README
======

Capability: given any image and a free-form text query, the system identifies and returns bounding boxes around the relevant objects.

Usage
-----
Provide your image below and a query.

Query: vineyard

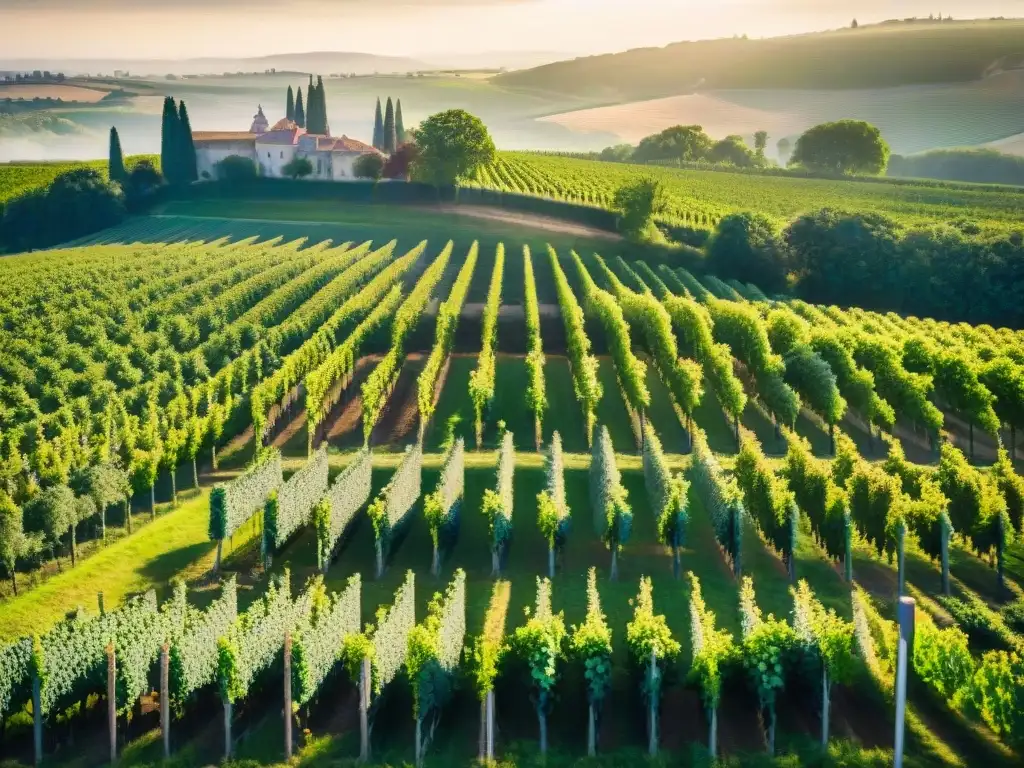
[466,152,1024,231]
[0,156,158,204]
[3,219,1024,768]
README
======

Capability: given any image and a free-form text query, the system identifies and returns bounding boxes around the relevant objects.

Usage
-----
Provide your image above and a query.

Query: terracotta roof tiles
[192,131,256,143]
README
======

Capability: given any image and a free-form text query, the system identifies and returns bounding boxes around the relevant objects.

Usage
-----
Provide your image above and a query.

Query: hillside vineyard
[3,231,1024,764]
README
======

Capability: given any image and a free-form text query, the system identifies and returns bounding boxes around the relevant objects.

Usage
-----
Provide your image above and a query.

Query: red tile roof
[318,135,378,154]
[256,128,302,145]
[271,118,297,131]
[192,131,256,143]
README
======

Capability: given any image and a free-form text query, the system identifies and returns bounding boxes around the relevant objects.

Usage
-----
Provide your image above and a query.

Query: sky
[0,0,1020,60]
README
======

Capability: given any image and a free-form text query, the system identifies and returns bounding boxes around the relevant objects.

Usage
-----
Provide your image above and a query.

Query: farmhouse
[192,105,381,180]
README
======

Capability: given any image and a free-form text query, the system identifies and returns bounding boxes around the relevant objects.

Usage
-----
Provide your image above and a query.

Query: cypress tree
[373,98,384,150]
[160,96,179,184]
[295,87,306,129]
[395,99,406,145]
[307,77,322,134]
[177,100,198,183]
[383,97,397,154]
[316,75,329,135]
[108,126,126,183]
[286,85,295,122]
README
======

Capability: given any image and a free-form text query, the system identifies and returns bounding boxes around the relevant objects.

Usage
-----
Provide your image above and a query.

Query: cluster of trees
[598,125,771,170]
[286,76,330,134]
[599,122,1024,185]
[372,96,406,154]
[705,207,1024,327]
[888,148,1024,186]
[599,121,890,177]
[0,167,127,252]
[160,96,197,185]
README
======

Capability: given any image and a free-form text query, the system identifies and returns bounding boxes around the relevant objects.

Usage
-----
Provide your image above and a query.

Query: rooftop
[192,131,256,143]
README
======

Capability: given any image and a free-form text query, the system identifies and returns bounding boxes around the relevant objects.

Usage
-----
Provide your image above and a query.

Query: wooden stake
[32,674,42,766]
[160,643,170,759]
[284,631,292,758]
[359,656,370,762]
[106,643,116,764]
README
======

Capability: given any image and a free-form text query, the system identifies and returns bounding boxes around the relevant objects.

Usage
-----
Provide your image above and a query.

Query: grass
[0,487,239,641]
[150,200,619,260]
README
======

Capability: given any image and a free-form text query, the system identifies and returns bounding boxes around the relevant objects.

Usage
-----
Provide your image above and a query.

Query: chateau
[192,105,381,181]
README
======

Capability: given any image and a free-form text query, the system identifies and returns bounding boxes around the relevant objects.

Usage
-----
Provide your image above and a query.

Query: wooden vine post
[283,631,293,759]
[358,655,371,762]
[223,691,232,760]
[32,672,42,765]
[485,687,496,761]
[940,516,951,596]
[160,643,170,758]
[648,648,658,756]
[106,642,116,764]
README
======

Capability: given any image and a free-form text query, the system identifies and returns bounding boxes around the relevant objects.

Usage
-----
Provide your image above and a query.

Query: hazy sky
[1,0,1020,59]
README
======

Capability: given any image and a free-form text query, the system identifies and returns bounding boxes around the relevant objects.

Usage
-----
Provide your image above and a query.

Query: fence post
[648,648,658,755]
[894,597,916,768]
[359,655,371,762]
[160,643,170,759]
[940,515,950,596]
[284,631,293,759]
[32,673,42,766]
[106,643,116,764]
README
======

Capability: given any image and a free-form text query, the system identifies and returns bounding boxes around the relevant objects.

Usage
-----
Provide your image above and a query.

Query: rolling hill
[495,19,1024,100]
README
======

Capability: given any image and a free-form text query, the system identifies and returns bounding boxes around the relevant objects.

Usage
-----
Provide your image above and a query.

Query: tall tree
[108,126,126,183]
[373,97,384,150]
[396,98,406,144]
[177,100,198,183]
[791,120,889,176]
[383,97,397,153]
[295,87,306,128]
[160,96,179,184]
[411,109,496,186]
[286,85,295,122]
[754,130,768,156]
[316,75,329,135]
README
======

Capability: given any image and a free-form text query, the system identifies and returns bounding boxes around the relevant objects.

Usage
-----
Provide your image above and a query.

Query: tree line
[701,205,1024,328]
[595,120,889,177]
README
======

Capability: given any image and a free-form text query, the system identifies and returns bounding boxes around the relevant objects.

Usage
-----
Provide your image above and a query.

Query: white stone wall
[255,142,298,178]
[331,153,362,180]
[195,143,255,179]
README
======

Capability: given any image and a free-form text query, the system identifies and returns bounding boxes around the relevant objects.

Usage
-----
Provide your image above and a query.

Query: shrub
[354,153,385,180]
[216,154,258,182]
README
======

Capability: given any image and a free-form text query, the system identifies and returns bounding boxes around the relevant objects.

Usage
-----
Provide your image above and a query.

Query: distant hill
[495,19,1024,100]
[0,51,432,77]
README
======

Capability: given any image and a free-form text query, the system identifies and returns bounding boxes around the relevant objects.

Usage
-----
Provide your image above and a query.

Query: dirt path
[418,204,622,241]
[323,356,381,450]
[372,355,427,448]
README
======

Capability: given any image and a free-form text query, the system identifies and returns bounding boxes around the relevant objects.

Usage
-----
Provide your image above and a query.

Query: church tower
[250,105,269,134]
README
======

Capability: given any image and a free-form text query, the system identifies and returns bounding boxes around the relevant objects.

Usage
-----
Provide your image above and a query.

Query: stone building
[193,105,381,180]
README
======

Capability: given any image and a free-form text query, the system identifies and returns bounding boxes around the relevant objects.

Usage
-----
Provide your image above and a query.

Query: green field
[0,155,158,203]
[2,210,1023,768]
[472,152,1024,229]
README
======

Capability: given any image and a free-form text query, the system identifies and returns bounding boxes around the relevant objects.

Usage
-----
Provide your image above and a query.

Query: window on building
[280,151,284,159]
[267,151,270,158]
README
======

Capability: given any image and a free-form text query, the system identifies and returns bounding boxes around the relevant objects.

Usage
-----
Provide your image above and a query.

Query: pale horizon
[1,0,1021,62]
